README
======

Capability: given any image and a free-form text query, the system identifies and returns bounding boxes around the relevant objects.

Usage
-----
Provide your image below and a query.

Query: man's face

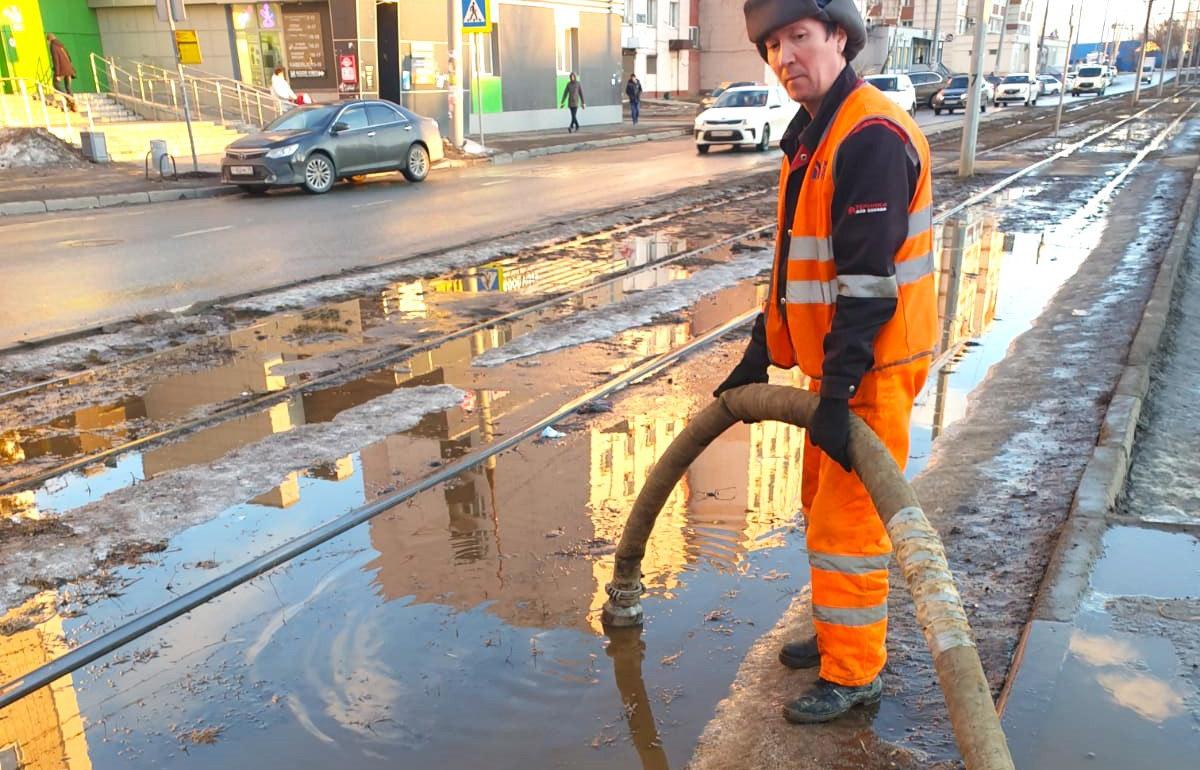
[764,18,847,105]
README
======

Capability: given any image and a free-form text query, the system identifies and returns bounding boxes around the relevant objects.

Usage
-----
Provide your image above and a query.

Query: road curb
[0,184,237,217]
[1028,160,1200,627]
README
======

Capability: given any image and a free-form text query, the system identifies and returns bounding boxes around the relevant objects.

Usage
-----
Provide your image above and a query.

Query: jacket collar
[780,64,861,167]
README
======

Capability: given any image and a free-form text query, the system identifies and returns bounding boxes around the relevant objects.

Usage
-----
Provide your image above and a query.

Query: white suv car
[694,85,799,154]
[995,73,1040,106]
[1071,65,1110,97]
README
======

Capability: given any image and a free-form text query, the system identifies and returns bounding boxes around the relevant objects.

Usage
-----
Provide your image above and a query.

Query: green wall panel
[37,0,103,92]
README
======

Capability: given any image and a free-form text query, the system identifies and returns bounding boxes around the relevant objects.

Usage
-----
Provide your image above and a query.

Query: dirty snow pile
[0,128,85,170]
[0,385,466,616]
[473,249,772,366]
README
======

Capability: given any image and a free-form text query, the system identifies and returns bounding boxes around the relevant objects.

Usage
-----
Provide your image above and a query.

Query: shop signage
[339,54,357,85]
[283,12,326,79]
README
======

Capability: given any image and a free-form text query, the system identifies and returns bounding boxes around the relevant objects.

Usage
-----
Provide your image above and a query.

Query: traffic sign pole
[165,4,199,173]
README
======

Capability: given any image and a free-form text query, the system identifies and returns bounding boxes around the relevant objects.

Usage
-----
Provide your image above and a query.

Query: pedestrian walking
[716,0,935,724]
[271,67,297,112]
[560,72,585,133]
[626,74,643,125]
[47,34,76,95]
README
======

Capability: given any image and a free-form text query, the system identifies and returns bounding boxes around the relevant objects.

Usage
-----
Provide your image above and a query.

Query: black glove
[713,314,770,398]
[809,397,852,472]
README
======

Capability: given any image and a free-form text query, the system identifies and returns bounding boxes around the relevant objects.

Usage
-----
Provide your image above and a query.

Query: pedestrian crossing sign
[462,0,491,33]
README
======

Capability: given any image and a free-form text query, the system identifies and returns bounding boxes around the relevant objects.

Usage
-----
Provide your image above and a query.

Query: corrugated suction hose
[601,383,1014,770]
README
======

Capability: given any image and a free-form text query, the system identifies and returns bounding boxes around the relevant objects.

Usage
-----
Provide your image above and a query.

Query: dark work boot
[778,637,820,669]
[782,677,883,724]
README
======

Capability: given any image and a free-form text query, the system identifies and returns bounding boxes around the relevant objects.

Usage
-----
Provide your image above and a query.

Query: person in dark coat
[560,72,585,133]
[47,34,77,94]
[625,74,643,125]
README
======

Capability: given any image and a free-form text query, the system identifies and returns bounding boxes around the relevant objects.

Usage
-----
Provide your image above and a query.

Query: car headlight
[266,143,300,159]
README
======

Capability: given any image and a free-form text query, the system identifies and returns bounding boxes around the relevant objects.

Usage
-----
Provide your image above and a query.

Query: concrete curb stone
[97,192,151,207]
[44,195,100,212]
[0,200,48,216]
[1030,160,1200,625]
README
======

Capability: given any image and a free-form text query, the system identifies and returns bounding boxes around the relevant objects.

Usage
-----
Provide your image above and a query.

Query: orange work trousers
[800,361,928,687]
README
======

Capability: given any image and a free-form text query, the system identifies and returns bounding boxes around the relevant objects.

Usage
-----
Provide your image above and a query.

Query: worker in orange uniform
[714,0,937,724]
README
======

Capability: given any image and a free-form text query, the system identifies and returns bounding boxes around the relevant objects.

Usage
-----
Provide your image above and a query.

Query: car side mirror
[770,103,781,109]
[331,121,349,134]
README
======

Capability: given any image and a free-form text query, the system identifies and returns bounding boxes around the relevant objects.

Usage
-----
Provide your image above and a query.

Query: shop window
[231,3,287,88]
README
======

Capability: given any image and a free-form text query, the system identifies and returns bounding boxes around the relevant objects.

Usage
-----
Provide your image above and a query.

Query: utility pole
[164,1,198,174]
[1176,0,1194,89]
[1132,0,1156,105]
[1036,0,1051,74]
[960,0,989,177]
[450,0,464,147]
[1098,0,1113,63]
[994,0,1007,74]
[932,0,945,64]
[1055,4,1078,137]
[1159,0,1177,96]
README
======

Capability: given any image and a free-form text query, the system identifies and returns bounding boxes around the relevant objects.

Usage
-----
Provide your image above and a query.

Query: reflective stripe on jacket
[765,84,937,381]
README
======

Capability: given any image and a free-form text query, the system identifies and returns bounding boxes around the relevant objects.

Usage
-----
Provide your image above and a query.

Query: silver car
[222,100,445,195]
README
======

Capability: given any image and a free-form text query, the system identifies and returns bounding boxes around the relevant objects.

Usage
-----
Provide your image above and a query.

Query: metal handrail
[90,53,285,128]
[0,76,76,136]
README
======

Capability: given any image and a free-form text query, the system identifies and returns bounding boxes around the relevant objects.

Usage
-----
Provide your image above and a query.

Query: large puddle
[0,129,1189,768]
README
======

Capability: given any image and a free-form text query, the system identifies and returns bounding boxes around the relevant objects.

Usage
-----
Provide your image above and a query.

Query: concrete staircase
[74,93,143,124]
[89,120,246,163]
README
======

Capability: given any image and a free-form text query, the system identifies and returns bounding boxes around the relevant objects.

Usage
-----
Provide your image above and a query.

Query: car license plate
[230,165,254,176]
[708,131,734,139]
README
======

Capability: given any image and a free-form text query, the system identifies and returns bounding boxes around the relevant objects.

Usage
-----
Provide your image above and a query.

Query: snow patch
[473,250,772,367]
[0,128,85,169]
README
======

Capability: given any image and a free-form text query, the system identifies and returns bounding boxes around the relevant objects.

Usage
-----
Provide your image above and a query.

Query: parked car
[932,74,990,115]
[995,73,1040,106]
[908,69,952,108]
[221,100,444,194]
[1141,60,1156,85]
[1071,65,1110,97]
[1037,74,1063,96]
[694,85,799,153]
[863,73,917,115]
[701,81,756,109]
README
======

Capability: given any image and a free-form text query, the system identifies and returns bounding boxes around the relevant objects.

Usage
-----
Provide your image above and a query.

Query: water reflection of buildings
[0,595,92,770]
[927,211,1007,440]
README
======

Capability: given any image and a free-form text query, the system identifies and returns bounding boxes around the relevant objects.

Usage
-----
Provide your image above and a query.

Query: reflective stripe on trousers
[801,361,928,687]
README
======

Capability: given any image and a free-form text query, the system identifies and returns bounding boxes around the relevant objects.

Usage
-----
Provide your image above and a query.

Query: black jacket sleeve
[820,122,920,399]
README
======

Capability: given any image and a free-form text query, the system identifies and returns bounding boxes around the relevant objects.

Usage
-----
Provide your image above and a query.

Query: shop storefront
[230,2,335,94]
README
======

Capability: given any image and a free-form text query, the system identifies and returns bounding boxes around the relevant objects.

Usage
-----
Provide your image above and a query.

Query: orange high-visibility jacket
[764,84,937,383]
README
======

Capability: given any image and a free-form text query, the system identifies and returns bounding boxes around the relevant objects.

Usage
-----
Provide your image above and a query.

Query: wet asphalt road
[0,139,782,348]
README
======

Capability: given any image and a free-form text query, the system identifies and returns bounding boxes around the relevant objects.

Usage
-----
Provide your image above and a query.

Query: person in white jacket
[271,67,296,111]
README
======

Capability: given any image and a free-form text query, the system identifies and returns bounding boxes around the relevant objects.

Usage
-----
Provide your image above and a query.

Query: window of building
[669,0,679,28]
[647,0,658,26]
[557,27,578,73]
[646,54,658,75]
[231,3,287,88]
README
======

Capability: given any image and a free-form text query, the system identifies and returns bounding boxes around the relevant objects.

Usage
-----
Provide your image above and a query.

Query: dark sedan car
[222,100,445,194]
